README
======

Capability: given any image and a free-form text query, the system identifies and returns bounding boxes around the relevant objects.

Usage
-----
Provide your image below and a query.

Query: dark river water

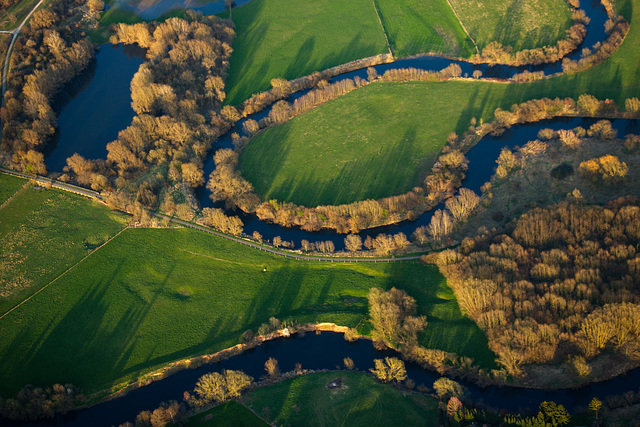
[44,44,146,172]
[7,332,640,426]
[26,3,640,424]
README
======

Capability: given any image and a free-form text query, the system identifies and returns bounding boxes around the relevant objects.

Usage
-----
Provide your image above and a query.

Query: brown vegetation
[368,287,426,348]
[438,200,640,376]
[1,1,95,174]
[0,384,78,421]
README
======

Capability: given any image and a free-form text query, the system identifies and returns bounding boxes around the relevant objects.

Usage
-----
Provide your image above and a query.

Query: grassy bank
[374,0,476,58]
[447,0,573,51]
[0,225,493,395]
[223,0,389,105]
[0,173,25,204]
[0,175,128,314]
[242,371,438,426]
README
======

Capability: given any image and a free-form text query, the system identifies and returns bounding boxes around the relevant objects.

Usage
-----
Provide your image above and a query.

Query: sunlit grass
[243,371,438,426]
[447,0,572,51]
[0,226,493,395]
[0,177,128,314]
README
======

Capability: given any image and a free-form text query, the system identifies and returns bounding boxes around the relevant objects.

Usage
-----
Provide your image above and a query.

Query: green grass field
[243,371,438,426]
[447,0,573,51]
[0,224,493,395]
[182,401,268,427]
[0,175,129,314]
[0,173,26,205]
[239,0,640,207]
[223,0,389,105]
[374,0,476,58]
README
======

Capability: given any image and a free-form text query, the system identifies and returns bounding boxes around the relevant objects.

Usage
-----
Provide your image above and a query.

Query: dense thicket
[438,201,640,375]
[0,384,78,421]
[0,1,94,174]
[61,15,234,210]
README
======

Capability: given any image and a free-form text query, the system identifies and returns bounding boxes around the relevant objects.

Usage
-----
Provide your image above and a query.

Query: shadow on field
[381,261,497,370]
[271,126,420,207]
[285,37,316,79]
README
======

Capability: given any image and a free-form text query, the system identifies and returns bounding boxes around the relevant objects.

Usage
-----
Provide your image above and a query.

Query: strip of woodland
[59,15,235,218]
[437,199,640,377]
[0,0,96,174]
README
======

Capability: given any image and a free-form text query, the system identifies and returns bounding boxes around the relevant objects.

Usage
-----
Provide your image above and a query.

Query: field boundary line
[0,180,30,211]
[0,223,130,320]
[370,0,392,55]
[443,0,479,54]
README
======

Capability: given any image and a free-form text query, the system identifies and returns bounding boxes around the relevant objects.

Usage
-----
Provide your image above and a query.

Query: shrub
[579,155,628,184]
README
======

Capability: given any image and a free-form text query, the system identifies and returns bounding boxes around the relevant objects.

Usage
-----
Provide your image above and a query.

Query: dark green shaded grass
[448,0,572,51]
[0,227,492,394]
[224,0,389,105]
[0,0,39,30]
[243,371,438,427]
[182,401,268,427]
[0,185,128,314]
[375,0,476,58]
[0,174,26,205]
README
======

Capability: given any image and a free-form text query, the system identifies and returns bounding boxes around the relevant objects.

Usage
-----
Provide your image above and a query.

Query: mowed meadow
[373,0,476,57]
[447,0,573,51]
[0,220,493,395]
[223,0,389,105]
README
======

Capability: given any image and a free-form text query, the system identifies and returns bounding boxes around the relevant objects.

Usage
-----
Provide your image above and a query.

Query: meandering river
[25,3,640,423]
[12,332,640,426]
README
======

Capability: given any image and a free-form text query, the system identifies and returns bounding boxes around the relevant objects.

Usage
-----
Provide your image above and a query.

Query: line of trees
[471,23,586,66]
[1,0,95,174]
[438,200,640,376]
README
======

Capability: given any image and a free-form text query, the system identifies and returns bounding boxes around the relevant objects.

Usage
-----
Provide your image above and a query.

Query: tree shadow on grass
[380,261,498,370]
[264,126,420,207]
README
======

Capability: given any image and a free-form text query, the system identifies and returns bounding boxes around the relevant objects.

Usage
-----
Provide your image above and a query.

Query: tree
[368,287,426,347]
[539,401,570,426]
[87,0,104,12]
[343,357,355,370]
[577,94,600,115]
[264,357,280,378]
[181,162,204,187]
[344,234,362,253]
[370,357,406,383]
[589,397,602,422]
[433,378,466,400]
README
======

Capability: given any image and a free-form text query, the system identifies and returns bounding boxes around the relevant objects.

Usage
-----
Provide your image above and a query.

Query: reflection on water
[45,44,146,172]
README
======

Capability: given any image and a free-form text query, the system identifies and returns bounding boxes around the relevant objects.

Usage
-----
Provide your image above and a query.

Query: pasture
[243,371,438,426]
[0,225,493,395]
[0,174,128,314]
[447,0,573,51]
